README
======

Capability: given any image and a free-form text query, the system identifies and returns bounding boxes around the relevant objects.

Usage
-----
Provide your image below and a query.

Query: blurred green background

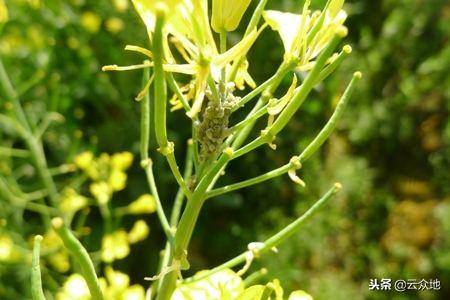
[0,0,449,299]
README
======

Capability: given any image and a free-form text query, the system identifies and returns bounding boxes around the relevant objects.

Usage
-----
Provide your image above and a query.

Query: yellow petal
[263,10,302,53]
[211,0,252,32]
[213,28,260,68]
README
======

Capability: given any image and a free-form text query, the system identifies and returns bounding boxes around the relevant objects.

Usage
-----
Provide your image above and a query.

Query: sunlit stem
[153,11,169,149]
[220,31,227,94]
[205,164,291,199]
[139,68,174,243]
[31,235,45,300]
[316,45,352,83]
[243,268,268,287]
[170,140,194,227]
[153,9,192,200]
[299,71,362,161]
[52,218,103,300]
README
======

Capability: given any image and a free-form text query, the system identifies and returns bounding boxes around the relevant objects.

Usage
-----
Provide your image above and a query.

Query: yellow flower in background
[173,268,244,299]
[0,0,8,24]
[108,169,127,191]
[28,0,40,9]
[49,251,71,273]
[106,17,125,33]
[211,0,252,33]
[288,290,314,300]
[110,151,133,171]
[105,266,130,290]
[60,188,88,215]
[99,267,146,299]
[41,231,71,272]
[0,234,13,261]
[128,220,150,243]
[90,181,111,204]
[74,151,94,170]
[113,0,129,12]
[122,285,146,299]
[128,194,156,214]
[56,274,90,300]
[101,230,130,262]
[80,11,102,34]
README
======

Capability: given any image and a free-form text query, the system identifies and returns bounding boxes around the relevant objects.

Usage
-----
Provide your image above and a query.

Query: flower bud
[212,0,252,33]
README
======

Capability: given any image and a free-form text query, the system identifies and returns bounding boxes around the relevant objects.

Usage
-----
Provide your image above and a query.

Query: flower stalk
[52,218,103,300]
[102,0,359,298]
[31,235,45,300]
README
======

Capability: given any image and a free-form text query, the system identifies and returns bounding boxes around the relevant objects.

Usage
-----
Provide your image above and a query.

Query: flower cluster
[57,269,145,300]
[75,151,133,204]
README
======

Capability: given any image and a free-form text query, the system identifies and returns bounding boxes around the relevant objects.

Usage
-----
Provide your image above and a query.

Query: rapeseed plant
[0,0,361,299]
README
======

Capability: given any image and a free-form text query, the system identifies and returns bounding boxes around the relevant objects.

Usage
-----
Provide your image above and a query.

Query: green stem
[184,183,341,283]
[243,268,268,287]
[316,45,352,83]
[152,12,168,148]
[299,71,361,162]
[0,57,61,224]
[52,218,103,300]
[268,34,343,136]
[205,164,291,199]
[139,66,174,242]
[220,31,227,94]
[167,73,191,112]
[31,236,46,300]
[234,61,294,109]
[170,140,194,226]
[206,72,360,199]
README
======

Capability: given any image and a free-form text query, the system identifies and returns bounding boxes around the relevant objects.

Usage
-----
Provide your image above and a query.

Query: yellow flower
[0,0,9,24]
[128,220,150,243]
[108,0,263,118]
[57,274,90,300]
[106,17,125,33]
[49,251,71,273]
[288,290,314,300]
[105,266,130,290]
[113,0,129,12]
[99,267,146,299]
[74,151,94,170]
[60,188,88,215]
[131,0,184,32]
[173,269,244,299]
[211,0,252,33]
[110,151,133,171]
[101,230,130,262]
[108,170,127,191]
[90,181,111,204]
[0,234,13,261]
[41,231,71,272]
[80,11,102,34]
[128,194,156,214]
[123,285,146,299]
[263,0,347,64]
